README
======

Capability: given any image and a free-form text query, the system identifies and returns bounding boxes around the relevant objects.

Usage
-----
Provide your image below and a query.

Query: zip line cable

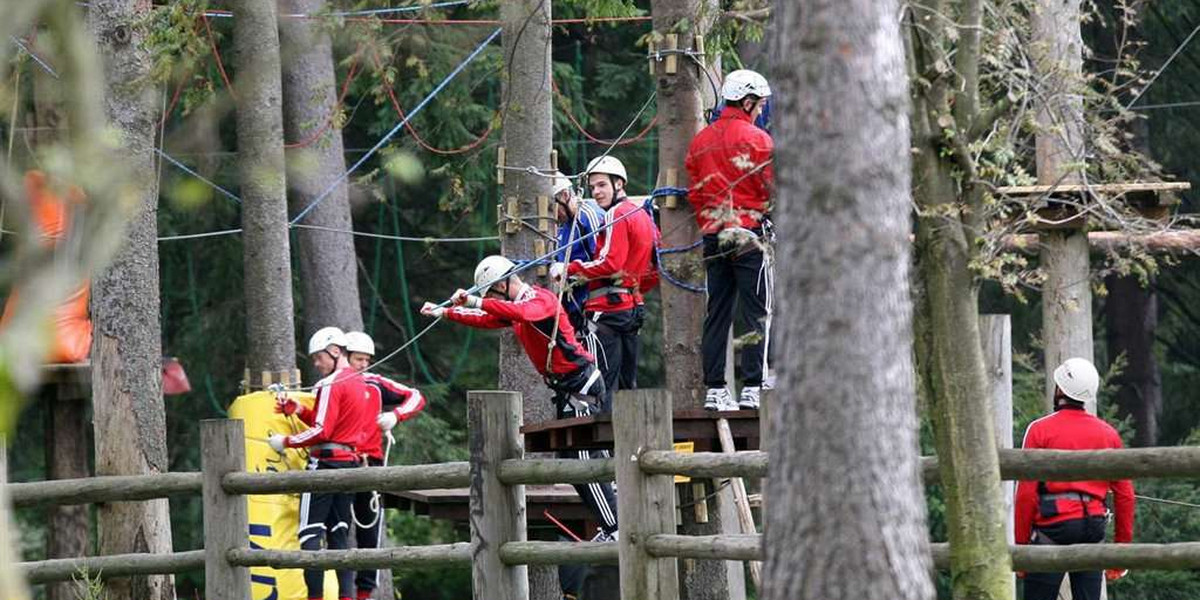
[9,37,58,79]
[1126,19,1200,110]
[290,27,501,226]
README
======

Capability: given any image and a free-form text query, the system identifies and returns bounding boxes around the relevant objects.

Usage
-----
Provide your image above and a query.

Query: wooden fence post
[201,419,250,600]
[469,391,529,600]
[615,389,680,600]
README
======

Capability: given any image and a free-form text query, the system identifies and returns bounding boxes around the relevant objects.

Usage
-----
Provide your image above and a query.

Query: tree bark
[499,3,556,598]
[87,2,175,599]
[1034,0,1093,409]
[764,1,933,599]
[233,0,297,377]
[650,0,716,411]
[1105,274,1160,446]
[278,0,364,338]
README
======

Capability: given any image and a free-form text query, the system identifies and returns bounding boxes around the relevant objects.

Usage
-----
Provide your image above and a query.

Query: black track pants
[1023,516,1106,600]
[549,367,619,535]
[701,234,769,388]
[299,459,359,600]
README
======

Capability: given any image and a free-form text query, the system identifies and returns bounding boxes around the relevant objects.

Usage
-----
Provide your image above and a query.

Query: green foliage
[70,567,108,600]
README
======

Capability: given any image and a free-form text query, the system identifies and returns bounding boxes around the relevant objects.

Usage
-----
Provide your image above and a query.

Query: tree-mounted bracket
[996,181,1191,231]
[662,168,681,209]
[242,368,302,394]
[647,33,706,77]
[496,146,506,185]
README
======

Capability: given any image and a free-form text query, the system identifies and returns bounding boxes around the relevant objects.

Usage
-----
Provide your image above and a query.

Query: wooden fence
[12,389,1200,599]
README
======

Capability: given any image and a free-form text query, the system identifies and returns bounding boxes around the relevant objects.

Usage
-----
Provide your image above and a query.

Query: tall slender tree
[279,0,364,339]
[233,0,296,381]
[499,2,557,598]
[87,1,175,599]
[764,1,933,598]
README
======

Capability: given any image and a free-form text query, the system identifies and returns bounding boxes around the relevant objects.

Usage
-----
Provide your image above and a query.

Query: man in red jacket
[422,255,619,539]
[553,155,656,409]
[685,69,775,412]
[270,327,372,600]
[1015,357,1135,600]
[344,331,426,600]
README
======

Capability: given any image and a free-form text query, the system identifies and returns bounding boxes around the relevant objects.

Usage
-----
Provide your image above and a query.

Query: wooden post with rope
[201,419,251,600]
[468,391,529,600]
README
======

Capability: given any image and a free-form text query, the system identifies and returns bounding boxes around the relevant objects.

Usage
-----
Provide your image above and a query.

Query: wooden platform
[995,181,1191,230]
[521,409,761,453]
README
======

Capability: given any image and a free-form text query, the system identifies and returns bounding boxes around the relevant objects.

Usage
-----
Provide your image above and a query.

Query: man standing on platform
[685,69,775,412]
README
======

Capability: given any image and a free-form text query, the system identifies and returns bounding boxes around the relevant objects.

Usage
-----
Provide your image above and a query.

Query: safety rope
[352,431,394,530]
[284,54,362,149]
[551,79,657,147]
[201,14,236,100]
[290,27,501,225]
[646,187,707,293]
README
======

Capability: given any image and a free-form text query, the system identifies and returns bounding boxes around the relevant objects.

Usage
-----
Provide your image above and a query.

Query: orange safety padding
[0,171,93,363]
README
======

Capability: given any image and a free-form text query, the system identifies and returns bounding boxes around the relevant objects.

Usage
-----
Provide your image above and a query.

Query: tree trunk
[648,2,744,598]
[1034,0,1093,409]
[500,3,556,598]
[764,1,933,599]
[278,0,364,338]
[233,0,297,378]
[1105,274,1160,446]
[650,0,716,411]
[87,2,175,599]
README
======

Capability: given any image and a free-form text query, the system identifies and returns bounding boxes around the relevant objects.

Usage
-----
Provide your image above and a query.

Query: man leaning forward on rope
[341,331,426,600]
[685,69,775,412]
[271,327,373,600]
[421,255,619,540]
[1015,358,1135,600]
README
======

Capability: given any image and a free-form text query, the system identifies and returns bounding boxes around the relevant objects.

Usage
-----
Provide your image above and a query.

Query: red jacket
[358,373,424,460]
[1015,405,1135,544]
[685,109,774,234]
[566,197,657,313]
[444,284,593,376]
[287,366,372,462]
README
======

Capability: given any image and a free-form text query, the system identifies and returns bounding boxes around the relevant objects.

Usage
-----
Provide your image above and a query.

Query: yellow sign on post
[229,390,341,600]
[673,441,695,483]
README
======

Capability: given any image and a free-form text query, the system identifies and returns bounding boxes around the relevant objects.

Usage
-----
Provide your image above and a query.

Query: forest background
[5,0,1200,598]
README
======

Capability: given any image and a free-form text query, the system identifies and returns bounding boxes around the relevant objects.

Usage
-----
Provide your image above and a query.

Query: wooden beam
[1003,230,1200,254]
[20,551,206,585]
[614,389,680,600]
[645,534,761,561]
[497,457,615,485]
[996,182,1190,196]
[468,391,528,600]
[226,544,472,570]
[222,462,469,495]
[201,419,251,600]
[10,472,202,508]
[921,447,1200,482]
[640,451,768,479]
[499,541,619,566]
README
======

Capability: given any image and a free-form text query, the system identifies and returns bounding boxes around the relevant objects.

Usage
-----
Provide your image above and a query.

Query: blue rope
[154,148,243,205]
[650,186,689,198]
[660,238,702,255]
[290,27,501,226]
[656,246,705,294]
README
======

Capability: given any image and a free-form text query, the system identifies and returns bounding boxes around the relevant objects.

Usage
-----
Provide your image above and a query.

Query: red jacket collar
[720,107,756,124]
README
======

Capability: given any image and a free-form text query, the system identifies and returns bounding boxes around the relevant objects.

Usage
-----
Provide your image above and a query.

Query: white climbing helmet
[585,155,627,184]
[344,331,375,356]
[1053,357,1100,404]
[474,255,516,294]
[721,69,771,101]
[308,326,347,356]
[552,172,575,199]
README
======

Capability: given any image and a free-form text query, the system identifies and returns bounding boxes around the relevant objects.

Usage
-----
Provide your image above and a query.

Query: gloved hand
[267,433,287,453]
[420,302,446,318]
[275,396,300,416]
[1106,569,1128,581]
[377,411,398,431]
[452,289,482,309]
[548,262,566,283]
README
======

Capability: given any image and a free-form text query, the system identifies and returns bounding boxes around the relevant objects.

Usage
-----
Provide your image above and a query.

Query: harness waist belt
[1041,492,1095,503]
[313,442,356,453]
[587,285,635,301]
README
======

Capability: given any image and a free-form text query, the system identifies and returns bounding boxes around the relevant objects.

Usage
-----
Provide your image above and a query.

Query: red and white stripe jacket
[566,197,657,313]
[287,366,372,462]
[444,284,593,376]
[360,373,425,460]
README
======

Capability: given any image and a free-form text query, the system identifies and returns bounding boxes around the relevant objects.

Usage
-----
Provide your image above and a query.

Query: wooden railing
[12,388,1200,598]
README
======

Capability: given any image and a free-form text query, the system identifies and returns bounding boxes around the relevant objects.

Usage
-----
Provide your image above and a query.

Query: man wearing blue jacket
[552,171,605,334]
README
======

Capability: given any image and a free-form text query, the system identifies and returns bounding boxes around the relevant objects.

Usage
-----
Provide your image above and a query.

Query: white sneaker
[705,388,733,411]
[739,386,760,410]
[592,529,618,542]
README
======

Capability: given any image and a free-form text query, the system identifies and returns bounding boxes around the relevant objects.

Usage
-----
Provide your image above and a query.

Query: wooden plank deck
[520,409,761,453]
